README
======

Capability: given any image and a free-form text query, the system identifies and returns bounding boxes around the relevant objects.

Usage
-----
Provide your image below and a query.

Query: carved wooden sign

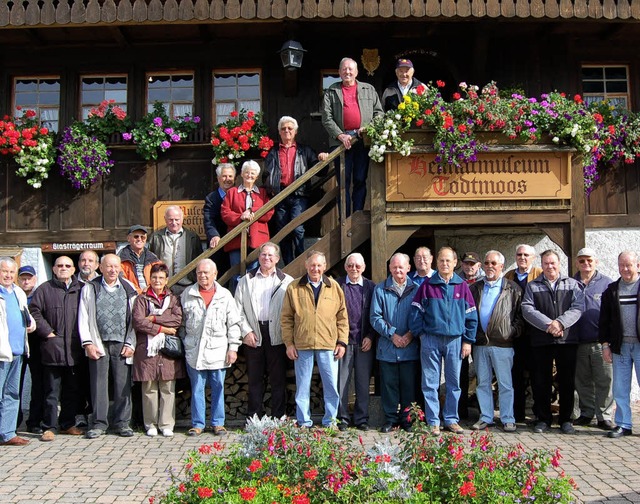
[153,200,206,239]
[386,151,572,201]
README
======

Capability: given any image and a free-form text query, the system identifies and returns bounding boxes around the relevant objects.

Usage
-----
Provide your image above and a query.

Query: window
[213,71,261,124]
[13,77,61,132]
[581,65,630,109]
[146,72,194,118]
[80,75,128,119]
[321,70,341,92]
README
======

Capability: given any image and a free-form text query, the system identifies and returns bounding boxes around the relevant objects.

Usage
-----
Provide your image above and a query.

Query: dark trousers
[88,341,132,431]
[335,140,369,217]
[530,344,578,426]
[42,365,82,431]
[273,196,309,265]
[337,343,374,425]
[512,334,532,421]
[379,360,418,426]
[244,323,287,418]
[19,333,44,430]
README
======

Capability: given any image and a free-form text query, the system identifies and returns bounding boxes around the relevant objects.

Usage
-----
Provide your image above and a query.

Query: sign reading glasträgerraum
[153,200,206,240]
[386,151,571,201]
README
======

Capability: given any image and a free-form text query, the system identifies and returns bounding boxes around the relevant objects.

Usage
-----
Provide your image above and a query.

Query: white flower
[394,114,401,121]
[459,82,467,89]
[229,153,234,159]
[552,136,560,143]
[570,124,579,137]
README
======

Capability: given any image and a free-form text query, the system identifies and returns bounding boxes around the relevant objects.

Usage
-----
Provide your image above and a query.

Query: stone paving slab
[2,408,639,503]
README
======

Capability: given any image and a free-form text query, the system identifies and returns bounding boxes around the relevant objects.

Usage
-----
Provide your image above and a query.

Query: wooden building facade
[1,0,640,254]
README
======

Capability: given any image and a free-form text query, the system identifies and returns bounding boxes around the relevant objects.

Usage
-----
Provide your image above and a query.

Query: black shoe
[117,427,134,437]
[533,422,550,433]
[573,416,593,426]
[27,426,43,435]
[356,423,369,432]
[337,422,348,432]
[597,420,614,431]
[608,426,633,438]
[379,423,394,433]
[560,422,576,435]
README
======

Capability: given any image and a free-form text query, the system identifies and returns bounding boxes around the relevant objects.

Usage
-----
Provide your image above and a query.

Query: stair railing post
[240,229,248,276]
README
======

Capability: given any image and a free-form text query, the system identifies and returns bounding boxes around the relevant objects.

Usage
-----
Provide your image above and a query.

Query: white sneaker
[161,429,174,437]
[146,427,158,437]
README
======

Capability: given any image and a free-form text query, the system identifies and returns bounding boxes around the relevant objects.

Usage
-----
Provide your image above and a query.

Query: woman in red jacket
[221,160,275,268]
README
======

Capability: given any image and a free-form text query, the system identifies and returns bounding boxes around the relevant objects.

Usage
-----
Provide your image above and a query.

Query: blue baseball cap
[18,265,36,276]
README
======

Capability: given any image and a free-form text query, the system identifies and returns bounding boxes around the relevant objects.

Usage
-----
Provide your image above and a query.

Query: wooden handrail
[167,139,357,287]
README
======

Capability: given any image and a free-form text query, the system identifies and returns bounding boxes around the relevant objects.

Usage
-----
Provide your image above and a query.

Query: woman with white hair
[221,160,274,268]
[262,116,328,265]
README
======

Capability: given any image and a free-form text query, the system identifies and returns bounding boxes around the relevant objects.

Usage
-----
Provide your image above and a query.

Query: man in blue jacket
[571,248,614,430]
[410,247,478,436]
[371,253,419,432]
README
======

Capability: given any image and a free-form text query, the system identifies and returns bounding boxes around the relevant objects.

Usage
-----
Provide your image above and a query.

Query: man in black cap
[17,265,42,433]
[456,251,484,419]
[119,225,160,294]
[381,59,424,112]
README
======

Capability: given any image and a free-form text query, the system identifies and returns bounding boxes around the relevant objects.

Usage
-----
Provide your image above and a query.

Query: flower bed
[366,81,640,194]
[153,412,576,503]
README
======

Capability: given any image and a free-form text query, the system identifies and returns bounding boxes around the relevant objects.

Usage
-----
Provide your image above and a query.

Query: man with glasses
[119,225,160,294]
[235,242,293,420]
[470,251,523,433]
[522,250,584,434]
[409,247,433,287]
[336,253,376,431]
[505,244,542,422]
[262,116,328,265]
[571,248,614,430]
[29,256,85,442]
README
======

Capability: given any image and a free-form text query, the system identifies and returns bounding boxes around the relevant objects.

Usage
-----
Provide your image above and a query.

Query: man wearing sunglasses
[470,251,524,433]
[571,248,614,431]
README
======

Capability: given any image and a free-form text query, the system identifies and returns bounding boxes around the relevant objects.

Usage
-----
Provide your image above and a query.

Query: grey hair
[278,116,298,131]
[345,252,365,266]
[216,163,236,177]
[484,250,505,265]
[389,252,411,266]
[618,250,639,263]
[0,256,17,269]
[196,258,217,272]
[241,160,261,176]
[515,244,536,256]
[164,205,184,218]
[339,57,358,71]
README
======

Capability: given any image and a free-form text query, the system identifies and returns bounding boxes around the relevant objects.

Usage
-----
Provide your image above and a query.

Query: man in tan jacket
[281,250,349,428]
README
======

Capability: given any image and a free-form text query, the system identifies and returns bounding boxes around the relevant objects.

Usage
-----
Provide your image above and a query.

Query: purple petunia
[153,117,163,127]
[122,132,132,141]
[160,140,171,150]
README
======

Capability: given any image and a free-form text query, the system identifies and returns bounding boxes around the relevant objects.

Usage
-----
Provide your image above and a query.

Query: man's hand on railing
[318,152,329,162]
[337,133,353,149]
[209,236,220,248]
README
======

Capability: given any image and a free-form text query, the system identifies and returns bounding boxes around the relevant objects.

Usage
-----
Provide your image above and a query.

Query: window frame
[145,70,195,119]
[581,64,631,110]
[212,68,262,124]
[12,75,61,132]
[79,73,129,120]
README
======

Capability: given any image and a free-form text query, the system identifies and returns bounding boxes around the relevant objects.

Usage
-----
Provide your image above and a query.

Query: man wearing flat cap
[456,251,484,418]
[571,247,614,430]
[381,59,424,112]
[119,225,161,295]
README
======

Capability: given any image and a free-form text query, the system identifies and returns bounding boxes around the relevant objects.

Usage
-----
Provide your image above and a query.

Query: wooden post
[570,153,586,276]
[369,158,387,283]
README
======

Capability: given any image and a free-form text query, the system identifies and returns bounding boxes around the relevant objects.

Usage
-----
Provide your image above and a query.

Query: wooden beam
[369,160,388,283]
[386,210,571,226]
[108,26,130,47]
[570,154,586,275]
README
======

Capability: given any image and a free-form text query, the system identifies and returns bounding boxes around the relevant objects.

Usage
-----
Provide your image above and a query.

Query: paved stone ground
[1,405,639,504]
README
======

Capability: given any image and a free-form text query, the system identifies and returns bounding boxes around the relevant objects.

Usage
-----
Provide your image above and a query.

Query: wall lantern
[278,40,306,70]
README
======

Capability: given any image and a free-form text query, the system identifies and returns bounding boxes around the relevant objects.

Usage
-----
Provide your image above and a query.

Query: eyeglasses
[346,264,363,269]
[484,261,500,266]
[516,253,530,257]
[55,264,73,268]
[578,258,594,264]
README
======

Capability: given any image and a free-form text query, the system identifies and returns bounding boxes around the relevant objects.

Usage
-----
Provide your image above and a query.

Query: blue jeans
[420,334,462,426]
[186,364,226,428]
[611,342,640,430]
[0,356,22,442]
[335,140,369,217]
[294,349,339,427]
[473,346,515,424]
[273,195,308,265]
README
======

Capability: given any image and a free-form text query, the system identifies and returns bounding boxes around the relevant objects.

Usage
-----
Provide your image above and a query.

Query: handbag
[160,334,184,359]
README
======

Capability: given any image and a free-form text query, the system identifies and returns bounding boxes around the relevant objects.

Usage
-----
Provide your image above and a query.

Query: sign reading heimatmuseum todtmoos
[386,151,571,201]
